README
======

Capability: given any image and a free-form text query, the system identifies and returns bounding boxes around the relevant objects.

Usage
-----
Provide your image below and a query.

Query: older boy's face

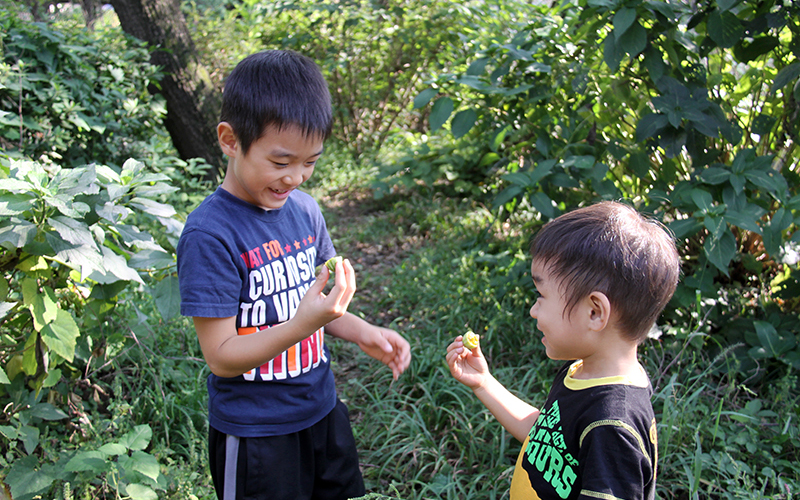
[529,259,589,360]
[221,125,324,210]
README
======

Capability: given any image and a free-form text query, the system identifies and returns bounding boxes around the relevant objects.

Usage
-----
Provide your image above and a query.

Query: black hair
[530,201,681,343]
[220,50,332,156]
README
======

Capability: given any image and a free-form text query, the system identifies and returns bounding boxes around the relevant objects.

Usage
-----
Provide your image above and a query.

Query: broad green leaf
[65,450,110,472]
[618,22,647,56]
[603,32,623,71]
[99,443,129,456]
[734,36,780,63]
[429,97,454,131]
[0,219,37,248]
[23,279,61,332]
[0,178,36,193]
[18,424,40,455]
[0,425,17,439]
[493,186,522,208]
[636,113,669,141]
[125,483,159,500]
[40,308,80,361]
[724,209,764,234]
[0,366,9,384]
[466,57,489,76]
[690,189,714,212]
[0,193,35,216]
[529,191,557,219]
[128,450,162,482]
[99,246,143,284]
[413,88,438,109]
[613,8,637,37]
[119,424,153,451]
[50,165,98,197]
[491,125,511,152]
[130,197,177,218]
[6,455,55,498]
[48,215,97,249]
[128,248,173,270]
[700,166,730,185]
[707,10,744,49]
[753,321,793,357]
[451,109,477,139]
[97,202,132,223]
[704,228,737,275]
[668,218,703,240]
[28,402,68,421]
[152,276,180,321]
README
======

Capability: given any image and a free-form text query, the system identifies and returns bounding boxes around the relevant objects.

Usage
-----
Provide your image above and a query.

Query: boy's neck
[571,341,648,387]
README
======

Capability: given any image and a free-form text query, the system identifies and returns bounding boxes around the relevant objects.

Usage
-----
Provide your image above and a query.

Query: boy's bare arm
[194,259,357,378]
[446,338,540,442]
[325,313,412,380]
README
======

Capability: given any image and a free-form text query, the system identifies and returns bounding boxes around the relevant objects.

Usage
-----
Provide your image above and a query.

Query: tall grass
[111,166,797,499]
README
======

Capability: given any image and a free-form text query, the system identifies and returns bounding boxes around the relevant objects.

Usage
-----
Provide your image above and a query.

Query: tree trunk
[108,0,224,178]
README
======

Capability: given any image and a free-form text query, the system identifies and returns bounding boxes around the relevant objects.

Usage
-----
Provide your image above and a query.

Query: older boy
[446,201,680,499]
[177,50,411,500]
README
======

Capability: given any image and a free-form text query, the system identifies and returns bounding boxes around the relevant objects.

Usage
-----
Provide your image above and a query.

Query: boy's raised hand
[446,335,490,390]
[294,258,356,332]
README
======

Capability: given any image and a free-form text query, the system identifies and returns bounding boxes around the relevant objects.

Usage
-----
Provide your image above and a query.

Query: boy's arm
[325,313,412,380]
[194,261,356,378]
[446,337,540,442]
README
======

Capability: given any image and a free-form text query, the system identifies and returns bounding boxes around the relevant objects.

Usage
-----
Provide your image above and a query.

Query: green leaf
[617,22,647,56]
[529,191,557,219]
[129,198,177,218]
[707,10,744,49]
[636,113,669,141]
[0,366,10,384]
[451,109,477,139]
[152,276,180,321]
[0,193,36,216]
[6,455,55,499]
[99,443,129,456]
[28,402,68,421]
[603,32,623,71]
[40,308,80,362]
[429,97,454,132]
[669,218,703,239]
[48,215,97,249]
[770,62,800,93]
[128,450,162,482]
[125,483,159,500]
[18,425,40,455]
[704,228,737,275]
[65,450,110,472]
[119,424,152,451]
[413,88,438,109]
[700,166,730,185]
[613,7,637,36]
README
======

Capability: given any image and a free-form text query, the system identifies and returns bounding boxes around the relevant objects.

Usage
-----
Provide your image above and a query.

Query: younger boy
[177,50,411,500]
[446,201,680,500]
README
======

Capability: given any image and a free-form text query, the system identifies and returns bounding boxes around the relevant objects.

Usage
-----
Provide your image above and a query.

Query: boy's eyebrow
[269,147,324,158]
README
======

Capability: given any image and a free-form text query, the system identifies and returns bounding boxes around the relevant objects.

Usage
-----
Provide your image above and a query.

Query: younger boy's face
[529,259,588,360]
[219,124,324,210]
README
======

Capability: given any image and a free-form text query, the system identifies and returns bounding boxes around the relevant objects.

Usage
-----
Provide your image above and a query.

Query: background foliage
[0,0,798,499]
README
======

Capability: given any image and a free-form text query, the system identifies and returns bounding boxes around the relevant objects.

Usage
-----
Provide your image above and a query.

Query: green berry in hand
[316,256,343,276]
[463,330,480,350]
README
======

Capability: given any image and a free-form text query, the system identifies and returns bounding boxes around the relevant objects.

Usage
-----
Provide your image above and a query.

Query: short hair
[220,50,332,156]
[530,201,680,343]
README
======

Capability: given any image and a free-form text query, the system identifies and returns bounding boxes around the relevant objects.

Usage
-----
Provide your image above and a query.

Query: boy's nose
[529,303,537,318]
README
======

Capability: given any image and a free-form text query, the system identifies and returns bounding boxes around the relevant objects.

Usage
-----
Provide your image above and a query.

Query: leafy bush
[0,156,183,499]
[0,13,167,169]
[389,0,800,377]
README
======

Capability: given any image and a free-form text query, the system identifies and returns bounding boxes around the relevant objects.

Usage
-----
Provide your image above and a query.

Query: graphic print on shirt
[522,400,578,499]
[236,234,328,381]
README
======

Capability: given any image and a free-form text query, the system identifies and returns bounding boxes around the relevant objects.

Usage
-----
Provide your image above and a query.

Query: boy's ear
[586,291,612,332]
[217,122,238,157]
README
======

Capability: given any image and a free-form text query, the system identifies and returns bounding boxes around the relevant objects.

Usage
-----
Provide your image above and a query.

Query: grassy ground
[125,174,797,499]
[313,181,799,500]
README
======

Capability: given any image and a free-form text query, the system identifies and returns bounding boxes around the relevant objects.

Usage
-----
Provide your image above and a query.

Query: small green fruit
[463,330,480,350]
[316,256,343,276]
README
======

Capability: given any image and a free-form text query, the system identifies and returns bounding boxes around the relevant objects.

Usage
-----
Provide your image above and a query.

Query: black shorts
[208,399,366,500]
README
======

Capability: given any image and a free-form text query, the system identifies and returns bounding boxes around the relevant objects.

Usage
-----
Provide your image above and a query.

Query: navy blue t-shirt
[177,187,337,437]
